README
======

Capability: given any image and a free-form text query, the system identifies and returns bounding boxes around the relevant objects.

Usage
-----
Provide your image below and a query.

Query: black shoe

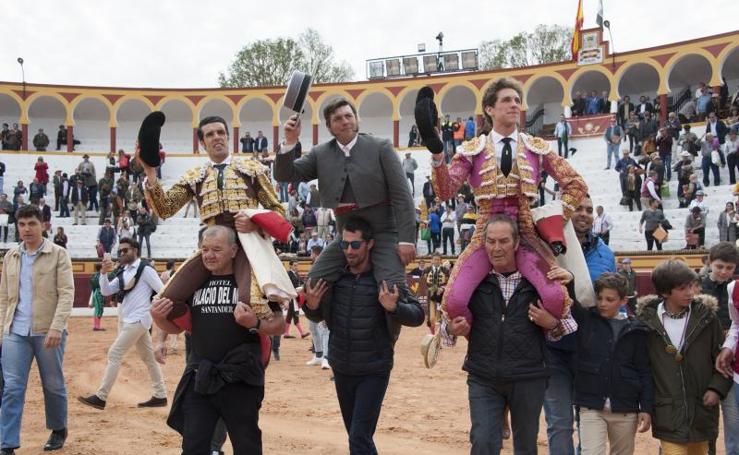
[43,428,67,451]
[78,394,106,410]
[1,448,16,454]
[138,396,167,408]
[272,351,280,361]
[283,335,295,339]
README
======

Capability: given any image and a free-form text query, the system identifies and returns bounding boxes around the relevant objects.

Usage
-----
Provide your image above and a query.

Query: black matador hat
[283,71,313,115]
[414,86,444,154]
[138,111,166,167]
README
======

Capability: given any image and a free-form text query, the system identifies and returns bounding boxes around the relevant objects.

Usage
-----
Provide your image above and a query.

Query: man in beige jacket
[0,204,74,454]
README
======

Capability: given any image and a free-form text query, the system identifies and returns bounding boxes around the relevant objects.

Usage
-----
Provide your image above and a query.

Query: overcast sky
[1,0,736,88]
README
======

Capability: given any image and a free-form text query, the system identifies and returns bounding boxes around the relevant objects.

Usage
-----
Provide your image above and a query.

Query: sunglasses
[340,240,364,250]
[118,248,130,254]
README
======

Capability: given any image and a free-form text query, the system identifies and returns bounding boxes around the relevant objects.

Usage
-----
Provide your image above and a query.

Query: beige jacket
[0,240,74,340]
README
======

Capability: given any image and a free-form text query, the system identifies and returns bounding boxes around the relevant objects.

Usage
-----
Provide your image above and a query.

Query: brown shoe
[137,396,167,408]
[78,395,106,410]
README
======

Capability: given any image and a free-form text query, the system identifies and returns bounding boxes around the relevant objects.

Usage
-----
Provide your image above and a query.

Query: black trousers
[728,152,739,185]
[285,301,300,324]
[430,232,441,252]
[334,371,390,455]
[442,227,455,255]
[181,379,264,455]
[406,172,415,195]
[87,186,98,211]
[645,229,662,251]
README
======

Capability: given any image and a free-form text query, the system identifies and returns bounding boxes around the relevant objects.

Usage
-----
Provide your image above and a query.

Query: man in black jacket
[447,215,576,455]
[303,217,424,454]
[706,112,729,145]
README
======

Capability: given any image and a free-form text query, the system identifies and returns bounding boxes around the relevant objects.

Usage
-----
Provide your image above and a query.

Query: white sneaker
[305,356,322,366]
[321,358,330,369]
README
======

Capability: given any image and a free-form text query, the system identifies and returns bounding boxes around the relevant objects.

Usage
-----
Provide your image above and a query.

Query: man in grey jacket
[274,98,416,296]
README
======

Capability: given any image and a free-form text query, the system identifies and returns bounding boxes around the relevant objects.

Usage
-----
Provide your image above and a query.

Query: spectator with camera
[78,237,166,411]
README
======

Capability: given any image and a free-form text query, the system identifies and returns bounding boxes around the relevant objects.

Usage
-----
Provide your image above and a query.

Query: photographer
[78,237,167,411]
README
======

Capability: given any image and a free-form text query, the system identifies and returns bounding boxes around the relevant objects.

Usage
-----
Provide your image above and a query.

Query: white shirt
[99,258,163,329]
[723,137,739,156]
[657,302,690,351]
[210,155,232,167]
[554,121,571,138]
[281,134,359,157]
[490,129,519,168]
[336,135,359,157]
[592,213,614,235]
[645,179,661,202]
[441,211,457,229]
[687,198,709,216]
[709,121,718,136]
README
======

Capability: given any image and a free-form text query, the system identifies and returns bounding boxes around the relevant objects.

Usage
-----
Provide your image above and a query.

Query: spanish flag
[571,0,584,59]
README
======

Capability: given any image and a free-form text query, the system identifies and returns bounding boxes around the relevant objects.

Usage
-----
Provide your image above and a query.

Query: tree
[219,28,354,88]
[479,24,572,70]
[298,28,354,84]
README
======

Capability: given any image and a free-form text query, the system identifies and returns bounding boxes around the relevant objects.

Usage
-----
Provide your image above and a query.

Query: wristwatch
[248,318,261,334]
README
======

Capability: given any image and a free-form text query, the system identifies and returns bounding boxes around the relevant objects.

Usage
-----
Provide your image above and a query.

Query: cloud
[1,0,736,88]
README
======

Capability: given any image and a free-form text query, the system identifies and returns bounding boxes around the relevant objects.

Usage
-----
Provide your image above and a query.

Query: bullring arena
[1,21,738,454]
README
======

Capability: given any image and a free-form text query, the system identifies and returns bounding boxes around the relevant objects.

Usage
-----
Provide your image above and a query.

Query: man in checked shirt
[447,214,577,455]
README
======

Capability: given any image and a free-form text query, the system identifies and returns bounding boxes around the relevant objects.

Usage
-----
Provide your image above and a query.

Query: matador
[140,115,296,329]
[415,78,588,325]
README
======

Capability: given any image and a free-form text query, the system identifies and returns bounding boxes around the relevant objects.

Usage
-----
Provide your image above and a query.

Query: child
[573,273,653,455]
[637,259,732,454]
[700,242,739,455]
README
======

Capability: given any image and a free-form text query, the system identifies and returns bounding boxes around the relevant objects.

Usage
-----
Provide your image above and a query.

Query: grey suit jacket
[274,134,416,243]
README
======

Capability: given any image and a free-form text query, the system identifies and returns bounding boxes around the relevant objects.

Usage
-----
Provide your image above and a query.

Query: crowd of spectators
[0,149,161,258]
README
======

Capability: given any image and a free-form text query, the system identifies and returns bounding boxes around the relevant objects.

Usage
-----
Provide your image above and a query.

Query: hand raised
[378,281,399,312]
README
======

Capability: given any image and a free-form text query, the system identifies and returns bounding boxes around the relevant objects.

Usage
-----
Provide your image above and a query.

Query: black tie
[500,138,513,177]
[214,164,227,190]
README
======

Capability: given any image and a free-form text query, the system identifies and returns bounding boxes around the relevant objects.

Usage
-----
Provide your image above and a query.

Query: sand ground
[12,317,726,454]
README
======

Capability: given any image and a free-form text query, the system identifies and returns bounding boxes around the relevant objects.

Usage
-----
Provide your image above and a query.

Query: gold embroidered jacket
[145,157,285,222]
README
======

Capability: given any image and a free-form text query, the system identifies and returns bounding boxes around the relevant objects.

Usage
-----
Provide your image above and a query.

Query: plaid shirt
[442,270,577,345]
[493,270,523,305]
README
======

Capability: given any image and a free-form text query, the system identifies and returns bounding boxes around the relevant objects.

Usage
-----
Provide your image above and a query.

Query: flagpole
[603,20,616,73]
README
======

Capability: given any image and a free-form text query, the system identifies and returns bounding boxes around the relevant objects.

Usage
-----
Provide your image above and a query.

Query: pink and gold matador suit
[433,132,588,323]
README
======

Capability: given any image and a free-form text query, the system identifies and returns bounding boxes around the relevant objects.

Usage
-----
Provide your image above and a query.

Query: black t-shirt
[187,275,273,363]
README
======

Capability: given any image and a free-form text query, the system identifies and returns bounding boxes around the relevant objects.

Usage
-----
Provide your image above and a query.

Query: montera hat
[414,86,444,154]
[137,111,166,167]
[283,70,313,115]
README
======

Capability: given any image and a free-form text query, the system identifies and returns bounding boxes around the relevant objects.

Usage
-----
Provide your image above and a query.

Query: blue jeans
[278,182,289,203]
[468,375,546,455]
[662,153,672,181]
[333,371,390,455]
[606,143,619,168]
[543,347,576,455]
[1,332,68,449]
[722,384,739,454]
